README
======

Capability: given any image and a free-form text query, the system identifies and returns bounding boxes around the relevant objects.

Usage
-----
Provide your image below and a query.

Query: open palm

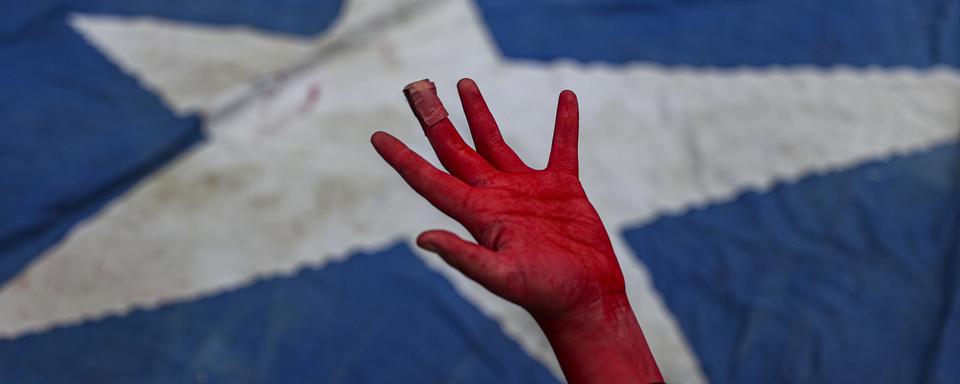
[371,79,626,319]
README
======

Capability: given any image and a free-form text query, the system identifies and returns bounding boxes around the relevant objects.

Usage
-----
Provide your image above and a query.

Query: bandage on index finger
[404,79,496,185]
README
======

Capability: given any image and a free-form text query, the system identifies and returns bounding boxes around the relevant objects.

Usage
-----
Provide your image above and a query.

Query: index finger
[404,79,496,185]
[371,131,470,220]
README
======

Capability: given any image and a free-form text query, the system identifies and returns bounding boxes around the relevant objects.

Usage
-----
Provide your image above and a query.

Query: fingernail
[418,240,438,252]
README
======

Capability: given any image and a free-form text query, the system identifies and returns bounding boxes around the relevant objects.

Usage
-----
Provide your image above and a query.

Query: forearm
[535,294,663,384]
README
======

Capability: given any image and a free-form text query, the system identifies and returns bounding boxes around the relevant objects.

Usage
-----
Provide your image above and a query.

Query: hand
[371,79,662,383]
[374,78,616,316]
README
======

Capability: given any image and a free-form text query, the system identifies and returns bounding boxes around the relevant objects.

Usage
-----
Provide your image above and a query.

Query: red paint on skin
[372,78,663,383]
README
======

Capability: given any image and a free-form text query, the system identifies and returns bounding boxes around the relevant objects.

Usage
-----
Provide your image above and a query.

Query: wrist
[534,294,663,384]
[535,292,633,333]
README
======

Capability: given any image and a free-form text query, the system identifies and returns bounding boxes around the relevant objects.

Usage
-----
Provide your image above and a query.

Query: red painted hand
[371,79,662,383]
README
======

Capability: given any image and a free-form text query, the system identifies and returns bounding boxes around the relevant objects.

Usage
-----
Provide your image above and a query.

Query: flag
[1,0,958,382]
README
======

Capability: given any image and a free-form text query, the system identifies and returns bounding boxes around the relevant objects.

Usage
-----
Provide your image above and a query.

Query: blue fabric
[623,142,960,383]
[472,0,960,67]
[0,243,559,383]
[2,1,343,37]
[78,0,344,36]
[0,20,203,287]
[0,0,343,286]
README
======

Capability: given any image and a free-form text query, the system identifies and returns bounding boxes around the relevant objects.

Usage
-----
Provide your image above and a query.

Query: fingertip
[370,131,395,151]
[370,130,387,144]
[457,78,478,91]
[416,230,445,252]
[457,78,482,102]
[371,132,411,165]
[556,90,579,121]
[417,240,438,253]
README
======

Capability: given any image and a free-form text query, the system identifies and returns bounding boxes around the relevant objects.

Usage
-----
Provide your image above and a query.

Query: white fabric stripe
[4,1,960,383]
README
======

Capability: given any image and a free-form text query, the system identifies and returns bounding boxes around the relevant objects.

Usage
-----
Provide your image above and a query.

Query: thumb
[416,230,514,291]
